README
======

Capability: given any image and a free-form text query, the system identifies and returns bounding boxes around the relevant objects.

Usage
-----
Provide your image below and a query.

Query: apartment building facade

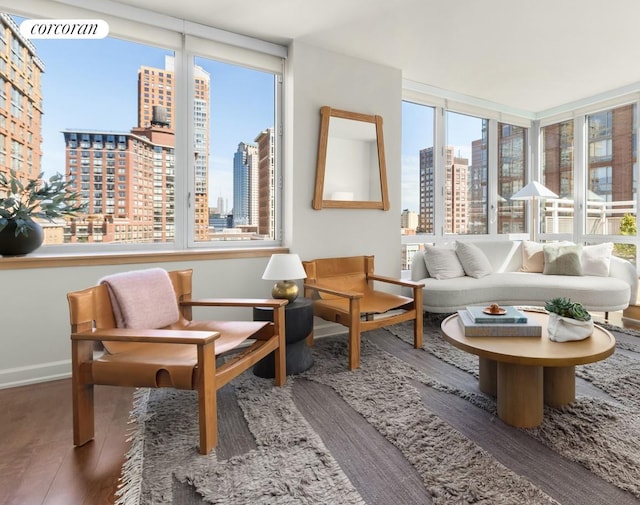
[0,13,44,181]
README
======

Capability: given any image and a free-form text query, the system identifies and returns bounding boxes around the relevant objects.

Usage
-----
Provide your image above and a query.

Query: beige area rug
[389,317,640,499]
[117,320,640,504]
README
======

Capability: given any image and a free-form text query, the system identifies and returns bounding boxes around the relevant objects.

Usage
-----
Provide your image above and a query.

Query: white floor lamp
[510,181,558,242]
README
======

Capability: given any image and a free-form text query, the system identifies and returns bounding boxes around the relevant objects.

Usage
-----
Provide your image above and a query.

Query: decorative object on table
[466,305,528,324]
[0,169,86,256]
[457,309,542,337]
[484,303,506,315]
[544,297,594,342]
[510,181,558,242]
[262,253,307,302]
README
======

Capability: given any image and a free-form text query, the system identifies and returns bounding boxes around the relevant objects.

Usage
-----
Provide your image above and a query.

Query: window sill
[0,246,288,270]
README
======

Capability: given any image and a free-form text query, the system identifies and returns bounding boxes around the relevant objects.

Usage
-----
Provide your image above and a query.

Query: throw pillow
[581,242,614,277]
[521,240,544,272]
[424,245,466,280]
[455,241,493,278]
[543,244,583,276]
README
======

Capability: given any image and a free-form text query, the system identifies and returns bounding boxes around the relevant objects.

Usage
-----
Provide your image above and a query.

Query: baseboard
[0,322,345,390]
[0,359,71,390]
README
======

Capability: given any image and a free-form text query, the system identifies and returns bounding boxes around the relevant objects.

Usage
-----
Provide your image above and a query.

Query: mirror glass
[313,107,389,210]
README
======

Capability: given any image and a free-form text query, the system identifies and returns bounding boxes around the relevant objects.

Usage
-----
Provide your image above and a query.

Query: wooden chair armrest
[303,283,363,299]
[71,328,220,345]
[183,298,288,308]
[368,274,425,288]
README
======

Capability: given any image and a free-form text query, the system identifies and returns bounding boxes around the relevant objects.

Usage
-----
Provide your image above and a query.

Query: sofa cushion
[521,241,544,272]
[582,242,614,276]
[543,244,583,276]
[424,245,465,280]
[455,241,493,278]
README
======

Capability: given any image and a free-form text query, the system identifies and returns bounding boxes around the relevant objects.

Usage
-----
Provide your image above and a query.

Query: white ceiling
[113,0,640,115]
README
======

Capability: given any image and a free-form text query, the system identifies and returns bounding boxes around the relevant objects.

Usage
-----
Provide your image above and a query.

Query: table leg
[497,362,543,428]
[478,357,497,396]
[544,366,575,407]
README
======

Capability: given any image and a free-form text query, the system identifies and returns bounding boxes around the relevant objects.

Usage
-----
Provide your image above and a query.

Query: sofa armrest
[610,256,638,306]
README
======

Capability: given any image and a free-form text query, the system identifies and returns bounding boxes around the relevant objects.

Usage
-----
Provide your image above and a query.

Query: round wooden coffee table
[440,310,615,428]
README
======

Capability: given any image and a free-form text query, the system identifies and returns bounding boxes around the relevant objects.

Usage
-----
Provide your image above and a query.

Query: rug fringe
[115,388,151,505]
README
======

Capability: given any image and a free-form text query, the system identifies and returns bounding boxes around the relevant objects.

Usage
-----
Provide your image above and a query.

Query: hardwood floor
[0,309,636,505]
[0,380,134,505]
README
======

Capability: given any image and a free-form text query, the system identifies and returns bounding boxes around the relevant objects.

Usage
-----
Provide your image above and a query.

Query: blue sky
[19,14,485,215]
[24,19,274,211]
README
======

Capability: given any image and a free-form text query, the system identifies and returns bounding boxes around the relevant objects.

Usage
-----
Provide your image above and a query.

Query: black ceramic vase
[0,220,44,256]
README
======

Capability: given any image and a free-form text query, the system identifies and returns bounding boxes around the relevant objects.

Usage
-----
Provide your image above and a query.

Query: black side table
[253,297,314,377]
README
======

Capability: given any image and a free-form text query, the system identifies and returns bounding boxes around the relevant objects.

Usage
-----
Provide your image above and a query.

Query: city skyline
[18,14,275,211]
[402,101,483,213]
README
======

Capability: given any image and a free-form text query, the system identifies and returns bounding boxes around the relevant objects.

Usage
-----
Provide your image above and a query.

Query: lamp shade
[262,253,307,281]
[510,181,558,200]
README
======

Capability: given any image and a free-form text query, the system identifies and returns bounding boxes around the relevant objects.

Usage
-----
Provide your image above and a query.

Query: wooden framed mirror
[312,106,390,210]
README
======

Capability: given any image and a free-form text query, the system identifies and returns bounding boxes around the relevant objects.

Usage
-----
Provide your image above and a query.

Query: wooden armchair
[303,255,423,370]
[67,268,286,455]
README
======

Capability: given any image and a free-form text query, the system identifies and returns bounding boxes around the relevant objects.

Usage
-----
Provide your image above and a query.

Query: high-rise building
[419,146,469,234]
[233,142,259,227]
[138,56,210,240]
[447,154,469,234]
[418,147,435,233]
[255,128,275,238]
[400,209,418,231]
[63,127,175,243]
[468,137,487,234]
[496,123,527,233]
[0,14,44,181]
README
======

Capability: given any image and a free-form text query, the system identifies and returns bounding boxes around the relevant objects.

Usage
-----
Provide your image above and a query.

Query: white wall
[1,42,404,389]
[287,42,403,275]
[0,258,276,388]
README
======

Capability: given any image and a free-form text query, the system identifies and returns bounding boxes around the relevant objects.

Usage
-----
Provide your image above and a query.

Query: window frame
[401,88,531,252]
[1,0,286,256]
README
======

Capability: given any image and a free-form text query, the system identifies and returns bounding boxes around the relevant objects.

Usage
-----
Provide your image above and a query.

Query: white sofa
[409,240,638,314]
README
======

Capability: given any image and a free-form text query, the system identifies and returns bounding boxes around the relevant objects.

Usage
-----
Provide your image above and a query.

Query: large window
[193,56,277,242]
[0,9,282,251]
[587,105,636,237]
[542,119,574,235]
[542,104,637,261]
[401,101,434,235]
[445,111,488,235]
[497,123,527,234]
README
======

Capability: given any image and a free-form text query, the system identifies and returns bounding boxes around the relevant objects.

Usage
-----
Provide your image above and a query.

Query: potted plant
[544,297,594,342]
[0,169,86,256]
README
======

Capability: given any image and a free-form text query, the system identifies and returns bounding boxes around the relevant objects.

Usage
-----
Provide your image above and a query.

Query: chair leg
[197,341,217,455]
[71,340,95,447]
[348,298,361,370]
[272,305,287,386]
[413,287,424,349]
[414,309,423,349]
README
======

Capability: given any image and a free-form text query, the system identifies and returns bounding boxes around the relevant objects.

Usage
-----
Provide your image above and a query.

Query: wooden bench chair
[303,255,423,370]
[67,268,286,455]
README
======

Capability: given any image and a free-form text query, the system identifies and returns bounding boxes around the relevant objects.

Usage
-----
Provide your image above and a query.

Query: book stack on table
[457,306,542,337]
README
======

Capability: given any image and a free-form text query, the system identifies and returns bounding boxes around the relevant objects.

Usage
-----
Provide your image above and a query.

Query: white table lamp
[262,253,307,302]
